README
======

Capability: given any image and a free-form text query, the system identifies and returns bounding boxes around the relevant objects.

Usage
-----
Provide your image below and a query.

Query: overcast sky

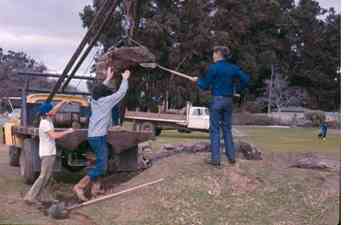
[0,0,340,73]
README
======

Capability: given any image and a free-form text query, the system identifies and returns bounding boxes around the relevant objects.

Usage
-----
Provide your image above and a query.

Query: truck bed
[125,111,187,124]
[13,126,152,153]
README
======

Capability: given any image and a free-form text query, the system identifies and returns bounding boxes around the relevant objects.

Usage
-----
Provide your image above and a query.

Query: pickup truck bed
[13,126,152,153]
[125,111,187,125]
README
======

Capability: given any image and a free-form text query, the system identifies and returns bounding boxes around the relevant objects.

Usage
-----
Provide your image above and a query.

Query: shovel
[140,62,242,98]
[48,178,164,219]
[140,62,195,81]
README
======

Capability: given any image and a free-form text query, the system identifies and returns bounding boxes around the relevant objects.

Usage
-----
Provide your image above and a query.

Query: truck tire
[20,138,39,184]
[133,122,141,132]
[155,128,162,137]
[9,145,20,167]
[140,122,156,137]
[134,122,161,136]
[177,128,191,134]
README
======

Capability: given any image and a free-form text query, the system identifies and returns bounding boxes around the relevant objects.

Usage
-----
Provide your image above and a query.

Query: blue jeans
[87,136,108,182]
[209,96,235,162]
[112,104,120,126]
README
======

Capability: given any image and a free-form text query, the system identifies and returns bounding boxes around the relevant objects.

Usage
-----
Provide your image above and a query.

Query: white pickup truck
[125,102,209,136]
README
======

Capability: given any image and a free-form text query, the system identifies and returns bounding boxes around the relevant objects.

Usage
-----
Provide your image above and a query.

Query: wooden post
[268,64,274,114]
[21,78,29,127]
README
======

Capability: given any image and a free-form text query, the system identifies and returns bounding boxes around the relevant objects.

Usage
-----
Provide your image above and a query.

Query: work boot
[227,158,236,165]
[73,176,91,202]
[91,180,105,197]
[204,159,221,168]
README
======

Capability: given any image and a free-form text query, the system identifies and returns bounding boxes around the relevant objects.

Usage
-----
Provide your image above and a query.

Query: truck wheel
[20,139,39,184]
[9,145,20,167]
[155,128,162,136]
[133,122,141,132]
[140,122,156,137]
[177,129,191,134]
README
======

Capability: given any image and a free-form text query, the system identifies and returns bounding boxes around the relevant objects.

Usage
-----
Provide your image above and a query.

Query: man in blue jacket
[192,46,250,167]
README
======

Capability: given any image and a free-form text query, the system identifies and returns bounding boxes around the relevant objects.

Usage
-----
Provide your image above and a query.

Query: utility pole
[268,64,274,114]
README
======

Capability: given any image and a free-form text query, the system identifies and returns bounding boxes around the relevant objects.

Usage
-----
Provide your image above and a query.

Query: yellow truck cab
[3,94,89,147]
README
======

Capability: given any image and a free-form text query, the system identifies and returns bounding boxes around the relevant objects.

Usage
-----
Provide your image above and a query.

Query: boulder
[156,141,262,161]
[237,141,263,160]
[289,154,340,170]
[137,141,153,170]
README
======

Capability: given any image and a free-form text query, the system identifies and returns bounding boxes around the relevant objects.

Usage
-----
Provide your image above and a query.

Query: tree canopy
[0,48,47,98]
[0,48,78,100]
[80,0,340,111]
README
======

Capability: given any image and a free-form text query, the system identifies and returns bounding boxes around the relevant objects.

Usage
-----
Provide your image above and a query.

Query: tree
[286,1,340,110]
[257,72,306,112]
[0,48,78,100]
[0,48,47,98]
[79,0,341,111]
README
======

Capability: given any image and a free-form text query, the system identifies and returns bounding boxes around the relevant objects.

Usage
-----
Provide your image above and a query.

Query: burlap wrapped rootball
[95,47,155,80]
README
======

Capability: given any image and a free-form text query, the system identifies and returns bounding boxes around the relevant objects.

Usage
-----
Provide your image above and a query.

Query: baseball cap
[38,102,54,115]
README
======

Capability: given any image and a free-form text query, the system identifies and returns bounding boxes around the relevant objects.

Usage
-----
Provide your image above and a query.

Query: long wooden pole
[157,65,194,81]
[67,178,164,211]
[61,0,120,92]
[47,0,113,102]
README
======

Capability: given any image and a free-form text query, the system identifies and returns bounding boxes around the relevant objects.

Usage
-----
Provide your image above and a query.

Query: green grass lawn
[151,129,209,151]
[241,127,341,154]
[152,126,341,155]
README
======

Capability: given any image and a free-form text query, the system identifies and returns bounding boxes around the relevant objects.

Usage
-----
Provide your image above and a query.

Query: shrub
[242,101,265,113]
[326,120,337,129]
[232,113,277,126]
[305,110,326,127]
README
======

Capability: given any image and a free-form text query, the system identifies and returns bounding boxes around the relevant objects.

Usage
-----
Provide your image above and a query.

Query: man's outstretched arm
[48,100,68,115]
[192,65,216,91]
[236,67,250,90]
[47,128,74,140]
[100,68,130,108]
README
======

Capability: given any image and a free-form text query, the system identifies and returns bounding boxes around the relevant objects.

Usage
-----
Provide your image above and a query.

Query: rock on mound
[289,153,340,171]
[237,141,263,160]
[155,141,263,161]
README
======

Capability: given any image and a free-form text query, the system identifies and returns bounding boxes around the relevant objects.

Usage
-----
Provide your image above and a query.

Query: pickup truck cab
[188,106,210,130]
[125,102,210,136]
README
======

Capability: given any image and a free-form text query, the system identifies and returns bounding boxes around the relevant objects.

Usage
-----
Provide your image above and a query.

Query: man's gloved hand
[191,77,199,83]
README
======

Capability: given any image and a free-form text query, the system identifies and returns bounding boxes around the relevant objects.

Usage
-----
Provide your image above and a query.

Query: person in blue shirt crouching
[192,46,250,167]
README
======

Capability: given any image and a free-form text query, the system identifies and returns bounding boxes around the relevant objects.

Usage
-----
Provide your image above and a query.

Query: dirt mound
[0,145,340,225]
[224,167,260,193]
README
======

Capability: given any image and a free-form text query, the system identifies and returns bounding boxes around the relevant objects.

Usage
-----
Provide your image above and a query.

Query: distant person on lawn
[192,46,250,167]
[318,121,328,141]
[73,66,130,202]
[24,100,74,205]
